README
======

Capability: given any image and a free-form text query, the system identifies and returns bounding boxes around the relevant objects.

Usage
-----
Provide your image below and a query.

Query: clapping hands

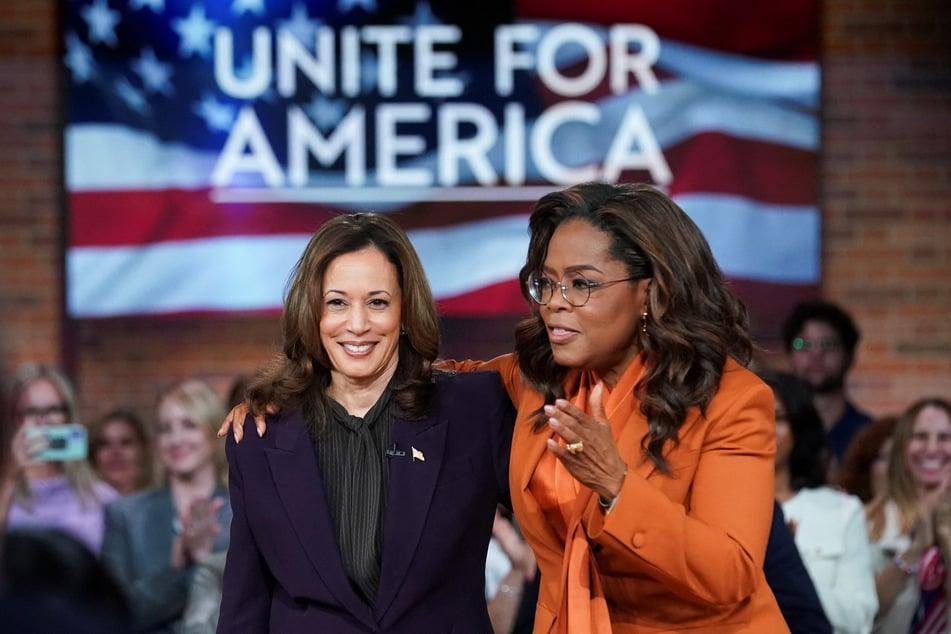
[171,497,225,568]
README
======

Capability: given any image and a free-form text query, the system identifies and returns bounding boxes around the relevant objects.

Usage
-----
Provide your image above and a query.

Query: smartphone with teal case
[29,424,88,461]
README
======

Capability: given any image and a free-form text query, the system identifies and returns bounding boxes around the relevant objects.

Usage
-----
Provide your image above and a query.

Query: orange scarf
[547,356,645,634]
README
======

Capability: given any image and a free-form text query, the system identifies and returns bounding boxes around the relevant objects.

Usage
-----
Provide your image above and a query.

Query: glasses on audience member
[527,271,640,308]
[791,337,842,352]
[17,405,69,423]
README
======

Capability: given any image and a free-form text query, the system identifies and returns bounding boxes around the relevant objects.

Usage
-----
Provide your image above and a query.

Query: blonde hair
[155,379,228,487]
[8,363,106,511]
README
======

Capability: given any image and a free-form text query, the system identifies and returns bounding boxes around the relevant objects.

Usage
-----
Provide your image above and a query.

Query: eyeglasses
[17,404,68,423]
[791,337,842,352]
[526,271,640,307]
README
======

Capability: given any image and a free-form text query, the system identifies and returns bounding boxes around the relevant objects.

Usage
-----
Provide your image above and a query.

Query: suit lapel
[264,412,375,628]
[374,414,449,620]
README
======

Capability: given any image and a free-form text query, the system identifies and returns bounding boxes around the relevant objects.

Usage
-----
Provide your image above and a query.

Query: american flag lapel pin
[412,446,425,462]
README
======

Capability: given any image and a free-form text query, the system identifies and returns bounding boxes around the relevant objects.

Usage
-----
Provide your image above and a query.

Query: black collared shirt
[315,392,393,606]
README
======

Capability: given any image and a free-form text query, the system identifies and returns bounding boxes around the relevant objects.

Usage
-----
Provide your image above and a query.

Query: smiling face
[319,247,402,395]
[538,219,650,386]
[905,404,951,490]
[156,397,215,480]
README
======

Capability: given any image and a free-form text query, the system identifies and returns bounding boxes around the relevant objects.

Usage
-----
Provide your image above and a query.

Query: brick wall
[0,2,63,371]
[1,0,949,424]
[816,0,951,414]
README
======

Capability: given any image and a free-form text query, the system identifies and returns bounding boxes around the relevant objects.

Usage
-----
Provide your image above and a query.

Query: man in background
[782,299,873,464]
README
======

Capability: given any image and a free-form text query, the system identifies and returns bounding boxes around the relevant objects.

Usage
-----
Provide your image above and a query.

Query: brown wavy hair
[867,397,951,539]
[248,213,440,432]
[513,182,752,473]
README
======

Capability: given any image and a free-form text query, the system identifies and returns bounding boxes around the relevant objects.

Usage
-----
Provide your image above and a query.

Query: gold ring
[566,441,584,455]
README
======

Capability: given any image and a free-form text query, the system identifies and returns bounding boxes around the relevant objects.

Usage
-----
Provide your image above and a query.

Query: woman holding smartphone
[2,362,118,553]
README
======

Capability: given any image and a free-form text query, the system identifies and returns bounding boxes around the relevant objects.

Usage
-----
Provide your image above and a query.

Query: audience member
[866,397,951,632]
[2,363,118,553]
[485,508,537,634]
[782,299,872,465]
[0,528,132,632]
[100,379,231,634]
[763,370,877,633]
[89,408,153,495]
[837,416,899,504]
[0,354,133,632]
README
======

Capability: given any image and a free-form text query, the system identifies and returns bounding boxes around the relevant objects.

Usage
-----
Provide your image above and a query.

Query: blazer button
[632,532,646,548]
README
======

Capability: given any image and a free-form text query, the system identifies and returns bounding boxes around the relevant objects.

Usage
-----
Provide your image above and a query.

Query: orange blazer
[448,354,789,634]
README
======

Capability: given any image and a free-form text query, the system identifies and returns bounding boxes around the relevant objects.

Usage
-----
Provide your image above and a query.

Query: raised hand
[11,425,50,469]
[935,499,951,546]
[492,510,536,583]
[544,382,627,503]
[174,497,226,567]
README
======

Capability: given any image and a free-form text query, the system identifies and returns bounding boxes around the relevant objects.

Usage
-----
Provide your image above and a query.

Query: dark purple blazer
[218,371,515,633]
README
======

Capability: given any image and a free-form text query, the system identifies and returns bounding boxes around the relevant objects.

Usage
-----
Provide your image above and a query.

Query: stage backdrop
[62,0,819,339]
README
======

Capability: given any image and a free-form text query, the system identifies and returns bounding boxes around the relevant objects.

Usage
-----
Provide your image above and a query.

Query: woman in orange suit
[225,182,788,632]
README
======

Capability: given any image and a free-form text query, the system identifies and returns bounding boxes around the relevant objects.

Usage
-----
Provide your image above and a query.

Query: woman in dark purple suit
[218,213,515,633]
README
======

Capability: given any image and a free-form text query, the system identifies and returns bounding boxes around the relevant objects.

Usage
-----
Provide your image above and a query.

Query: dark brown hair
[758,370,829,490]
[513,182,752,473]
[248,213,440,431]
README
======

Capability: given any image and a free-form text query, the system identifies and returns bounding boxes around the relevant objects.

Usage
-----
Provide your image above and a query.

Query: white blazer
[782,486,878,634]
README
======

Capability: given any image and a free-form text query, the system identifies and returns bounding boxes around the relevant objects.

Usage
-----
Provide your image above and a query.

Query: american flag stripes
[63,0,819,336]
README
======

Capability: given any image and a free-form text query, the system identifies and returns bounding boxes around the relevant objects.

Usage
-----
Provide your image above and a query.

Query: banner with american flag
[63,0,819,337]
